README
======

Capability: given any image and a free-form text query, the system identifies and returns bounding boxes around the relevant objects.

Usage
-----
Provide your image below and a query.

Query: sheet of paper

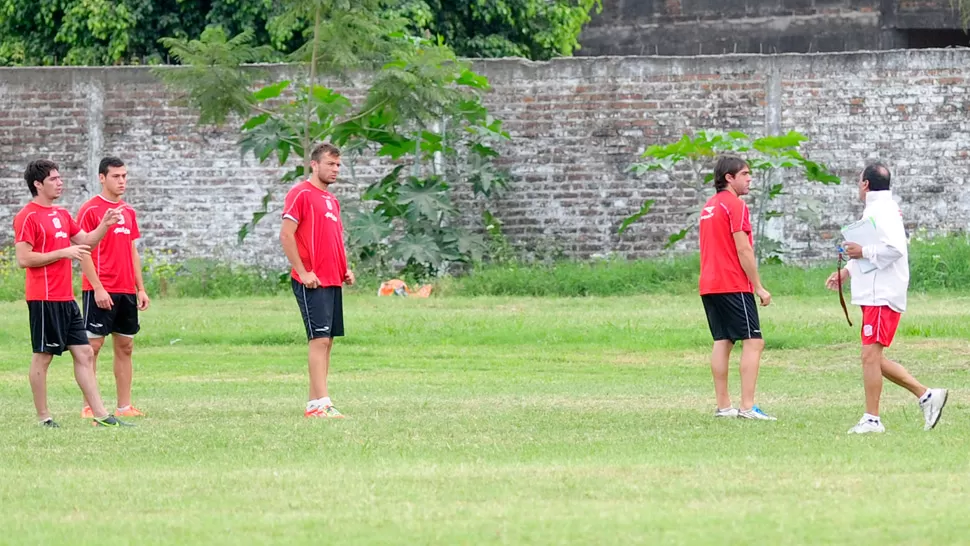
[840,217,878,273]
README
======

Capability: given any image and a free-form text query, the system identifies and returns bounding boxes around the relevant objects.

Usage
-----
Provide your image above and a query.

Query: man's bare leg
[29,353,54,421]
[82,336,106,408]
[69,344,110,418]
[880,355,927,398]
[711,340,733,409]
[861,344,884,416]
[739,338,765,411]
[113,335,135,409]
[308,337,333,401]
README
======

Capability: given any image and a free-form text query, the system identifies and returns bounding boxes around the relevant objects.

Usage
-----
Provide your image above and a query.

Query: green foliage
[0,0,601,66]
[153,27,277,125]
[621,130,840,263]
[388,0,603,60]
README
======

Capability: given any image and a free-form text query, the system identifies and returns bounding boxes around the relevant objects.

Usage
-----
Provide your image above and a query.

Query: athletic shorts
[861,305,901,347]
[292,279,344,340]
[701,292,762,342]
[27,300,89,355]
[82,291,140,337]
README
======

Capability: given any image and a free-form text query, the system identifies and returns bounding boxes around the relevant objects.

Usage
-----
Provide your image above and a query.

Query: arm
[132,244,150,311]
[72,207,122,247]
[80,253,113,310]
[280,219,319,288]
[15,241,88,268]
[733,232,771,306]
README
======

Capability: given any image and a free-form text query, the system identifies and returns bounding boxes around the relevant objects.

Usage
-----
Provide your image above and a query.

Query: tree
[387,0,603,60]
[618,131,840,263]
[0,0,602,65]
[156,0,511,279]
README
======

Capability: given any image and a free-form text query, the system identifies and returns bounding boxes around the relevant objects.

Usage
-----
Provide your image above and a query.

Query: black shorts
[701,292,762,342]
[28,300,89,355]
[292,279,344,340]
[82,291,141,337]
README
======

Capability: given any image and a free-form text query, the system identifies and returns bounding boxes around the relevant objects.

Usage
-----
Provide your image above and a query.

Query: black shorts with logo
[82,291,141,337]
[292,279,344,340]
[28,300,89,355]
[701,292,762,342]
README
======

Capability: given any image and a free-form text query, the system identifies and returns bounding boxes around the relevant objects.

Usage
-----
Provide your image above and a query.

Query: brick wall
[2,50,970,267]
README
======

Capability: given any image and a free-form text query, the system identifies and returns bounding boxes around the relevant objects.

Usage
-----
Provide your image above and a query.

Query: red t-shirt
[13,202,82,302]
[698,190,754,295]
[282,181,348,287]
[76,195,141,294]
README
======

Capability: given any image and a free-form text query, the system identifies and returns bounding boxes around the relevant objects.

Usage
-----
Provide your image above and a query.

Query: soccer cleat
[848,416,886,434]
[322,405,345,419]
[92,415,134,427]
[40,418,60,428]
[738,406,777,421]
[304,407,326,418]
[80,406,94,418]
[919,388,948,431]
[115,406,145,417]
[714,407,739,418]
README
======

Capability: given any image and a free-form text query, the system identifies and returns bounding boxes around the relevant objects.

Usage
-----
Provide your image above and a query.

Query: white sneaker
[737,406,777,421]
[919,388,948,431]
[848,416,886,434]
[714,407,739,418]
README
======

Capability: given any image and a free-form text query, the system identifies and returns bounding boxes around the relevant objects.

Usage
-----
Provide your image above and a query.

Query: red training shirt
[13,202,82,302]
[698,190,754,295]
[281,181,348,287]
[76,195,141,294]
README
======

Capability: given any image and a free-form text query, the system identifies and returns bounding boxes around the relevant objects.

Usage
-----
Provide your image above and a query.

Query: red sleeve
[282,188,305,224]
[14,214,37,248]
[727,197,750,234]
[77,204,100,232]
[67,211,81,237]
[129,208,141,240]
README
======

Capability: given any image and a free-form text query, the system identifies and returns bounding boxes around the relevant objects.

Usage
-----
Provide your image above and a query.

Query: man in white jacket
[826,162,948,434]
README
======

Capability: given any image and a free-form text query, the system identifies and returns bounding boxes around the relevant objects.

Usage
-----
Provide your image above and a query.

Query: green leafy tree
[157,0,511,279]
[388,0,602,60]
[619,131,840,263]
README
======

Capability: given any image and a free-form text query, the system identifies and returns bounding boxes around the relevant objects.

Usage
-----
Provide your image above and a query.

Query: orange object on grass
[378,279,433,298]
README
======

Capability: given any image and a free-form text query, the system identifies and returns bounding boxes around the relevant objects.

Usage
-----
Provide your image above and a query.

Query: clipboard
[840,217,878,273]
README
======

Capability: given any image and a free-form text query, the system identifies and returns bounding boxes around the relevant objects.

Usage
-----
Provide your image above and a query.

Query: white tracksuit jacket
[845,191,909,313]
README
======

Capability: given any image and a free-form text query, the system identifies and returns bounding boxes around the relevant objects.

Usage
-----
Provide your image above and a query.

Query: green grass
[1,293,970,544]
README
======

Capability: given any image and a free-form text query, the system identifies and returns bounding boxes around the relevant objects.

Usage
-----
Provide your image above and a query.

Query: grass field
[1,291,969,545]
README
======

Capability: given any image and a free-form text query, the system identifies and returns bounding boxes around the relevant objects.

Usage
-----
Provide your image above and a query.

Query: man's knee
[309,337,333,349]
[861,344,884,366]
[114,336,134,357]
[742,338,765,352]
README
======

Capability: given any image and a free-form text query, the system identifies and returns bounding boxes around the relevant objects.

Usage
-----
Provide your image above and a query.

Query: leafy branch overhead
[620,130,840,263]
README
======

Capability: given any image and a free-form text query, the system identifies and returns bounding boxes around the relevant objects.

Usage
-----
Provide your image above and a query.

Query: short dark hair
[310,143,340,162]
[24,159,58,197]
[99,156,125,176]
[714,155,748,192]
[863,161,891,191]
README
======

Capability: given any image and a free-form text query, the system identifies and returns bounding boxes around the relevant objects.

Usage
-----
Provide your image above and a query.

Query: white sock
[320,397,332,408]
[117,405,131,412]
[307,397,332,409]
[863,413,880,422]
[919,390,932,404]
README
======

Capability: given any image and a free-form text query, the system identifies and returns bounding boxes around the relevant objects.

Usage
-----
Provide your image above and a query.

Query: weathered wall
[2,50,969,266]
[578,0,965,57]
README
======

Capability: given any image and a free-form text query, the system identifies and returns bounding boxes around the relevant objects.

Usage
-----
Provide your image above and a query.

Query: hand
[299,271,321,289]
[756,287,772,307]
[94,287,113,310]
[137,289,150,311]
[99,207,123,227]
[825,268,850,291]
[344,269,355,286]
[841,242,863,259]
[60,244,91,261]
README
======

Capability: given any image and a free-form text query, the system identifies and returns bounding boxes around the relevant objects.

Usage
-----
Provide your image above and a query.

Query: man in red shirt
[76,157,151,419]
[13,159,132,428]
[280,143,355,418]
[698,155,775,421]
